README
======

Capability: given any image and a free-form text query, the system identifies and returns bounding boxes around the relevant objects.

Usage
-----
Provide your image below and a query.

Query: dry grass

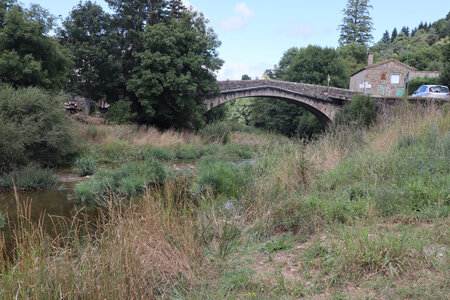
[77,122,200,147]
[0,184,202,299]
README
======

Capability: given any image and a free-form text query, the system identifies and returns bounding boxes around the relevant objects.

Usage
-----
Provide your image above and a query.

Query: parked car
[411,85,450,98]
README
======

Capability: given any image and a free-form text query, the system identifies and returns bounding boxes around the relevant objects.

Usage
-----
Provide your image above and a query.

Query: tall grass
[0,186,201,299]
[77,123,199,146]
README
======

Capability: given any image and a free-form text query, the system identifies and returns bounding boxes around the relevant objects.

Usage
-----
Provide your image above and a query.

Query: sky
[20,0,450,80]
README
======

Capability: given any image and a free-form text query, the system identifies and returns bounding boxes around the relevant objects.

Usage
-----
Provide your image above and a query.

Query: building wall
[409,71,441,80]
[349,70,366,91]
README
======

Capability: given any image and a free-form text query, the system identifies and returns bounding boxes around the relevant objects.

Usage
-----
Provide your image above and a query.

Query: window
[396,88,403,96]
[418,86,427,93]
[381,73,386,80]
[391,74,400,84]
[379,86,385,95]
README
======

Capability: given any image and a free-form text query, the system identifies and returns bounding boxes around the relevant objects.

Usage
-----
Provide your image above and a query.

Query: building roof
[350,59,418,77]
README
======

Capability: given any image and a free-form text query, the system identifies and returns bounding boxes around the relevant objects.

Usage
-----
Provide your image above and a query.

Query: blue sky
[21,0,450,80]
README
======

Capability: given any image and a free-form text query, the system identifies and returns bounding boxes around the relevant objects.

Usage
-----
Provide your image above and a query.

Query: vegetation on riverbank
[0,104,448,298]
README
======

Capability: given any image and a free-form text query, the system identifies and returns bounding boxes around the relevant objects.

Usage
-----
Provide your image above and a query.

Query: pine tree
[401,26,409,36]
[391,27,397,42]
[381,30,390,43]
[338,0,373,46]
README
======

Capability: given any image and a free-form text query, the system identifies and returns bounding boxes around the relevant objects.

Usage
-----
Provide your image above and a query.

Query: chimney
[367,52,374,65]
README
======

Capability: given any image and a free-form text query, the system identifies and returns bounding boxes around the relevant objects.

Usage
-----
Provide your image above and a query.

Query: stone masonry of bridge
[205,80,450,125]
[205,80,357,124]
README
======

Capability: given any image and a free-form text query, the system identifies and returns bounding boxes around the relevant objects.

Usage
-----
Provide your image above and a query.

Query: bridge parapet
[217,80,356,101]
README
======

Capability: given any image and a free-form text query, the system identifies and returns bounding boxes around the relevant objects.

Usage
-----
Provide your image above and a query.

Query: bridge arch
[205,84,347,125]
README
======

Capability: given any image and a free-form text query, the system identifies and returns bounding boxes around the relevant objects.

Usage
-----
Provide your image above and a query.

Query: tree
[381,30,390,43]
[127,11,223,129]
[439,41,450,87]
[338,0,373,46]
[401,26,410,36]
[276,45,348,88]
[0,3,71,89]
[391,27,398,42]
[59,1,122,103]
[241,74,251,80]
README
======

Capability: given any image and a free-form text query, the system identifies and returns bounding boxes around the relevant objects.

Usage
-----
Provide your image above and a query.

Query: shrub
[74,154,97,176]
[0,85,79,172]
[334,94,377,127]
[106,99,137,124]
[0,163,58,190]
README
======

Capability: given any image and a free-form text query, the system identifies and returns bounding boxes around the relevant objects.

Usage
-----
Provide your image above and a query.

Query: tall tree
[105,0,169,97]
[391,27,398,42]
[381,30,390,43]
[401,26,410,36]
[0,3,70,89]
[338,0,373,46]
[59,1,122,102]
[127,11,223,129]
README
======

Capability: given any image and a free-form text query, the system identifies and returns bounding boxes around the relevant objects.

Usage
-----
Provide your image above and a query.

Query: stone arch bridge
[205,80,357,124]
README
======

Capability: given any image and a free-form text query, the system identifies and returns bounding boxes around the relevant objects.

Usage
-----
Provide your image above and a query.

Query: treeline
[0,0,222,129]
[374,14,450,71]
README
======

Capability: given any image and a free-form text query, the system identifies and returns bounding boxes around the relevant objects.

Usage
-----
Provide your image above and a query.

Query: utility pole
[404,45,410,97]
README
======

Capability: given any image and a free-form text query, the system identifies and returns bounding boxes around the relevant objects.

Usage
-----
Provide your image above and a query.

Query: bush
[106,99,137,124]
[408,76,440,95]
[334,94,378,127]
[0,85,78,172]
[0,163,58,190]
[74,154,97,176]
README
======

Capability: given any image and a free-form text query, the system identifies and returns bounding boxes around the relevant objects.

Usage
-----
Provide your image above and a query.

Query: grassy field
[0,104,448,299]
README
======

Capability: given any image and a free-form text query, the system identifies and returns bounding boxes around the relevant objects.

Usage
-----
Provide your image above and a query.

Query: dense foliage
[58,1,122,103]
[0,85,78,172]
[127,11,223,128]
[334,94,377,127]
[371,12,450,72]
[0,1,71,89]
[225,98,324,139]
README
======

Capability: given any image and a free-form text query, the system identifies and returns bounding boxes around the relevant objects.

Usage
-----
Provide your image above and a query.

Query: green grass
[74,158,169,202]
[193,156,253,198]
[0,163,57,190]
[73,154,97,176]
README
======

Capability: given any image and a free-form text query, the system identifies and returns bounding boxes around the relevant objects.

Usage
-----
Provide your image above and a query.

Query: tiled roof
[350,59,417,77]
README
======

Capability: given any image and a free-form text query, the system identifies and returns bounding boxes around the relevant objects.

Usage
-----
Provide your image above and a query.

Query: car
[411,85,450,98]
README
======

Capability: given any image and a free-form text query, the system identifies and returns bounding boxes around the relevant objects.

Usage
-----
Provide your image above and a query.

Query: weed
[73,154,97,176]
[260,234,293,254]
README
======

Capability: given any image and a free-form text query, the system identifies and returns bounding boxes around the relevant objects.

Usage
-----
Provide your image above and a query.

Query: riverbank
[0,104,448,299]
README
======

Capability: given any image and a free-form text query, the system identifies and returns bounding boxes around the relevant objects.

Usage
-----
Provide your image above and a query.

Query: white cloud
[216,62,268,81]
[234,3,253,18]
[219,2,254,31]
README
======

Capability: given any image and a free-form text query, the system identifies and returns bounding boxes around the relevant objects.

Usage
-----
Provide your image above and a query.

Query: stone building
[349,53,441,97]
